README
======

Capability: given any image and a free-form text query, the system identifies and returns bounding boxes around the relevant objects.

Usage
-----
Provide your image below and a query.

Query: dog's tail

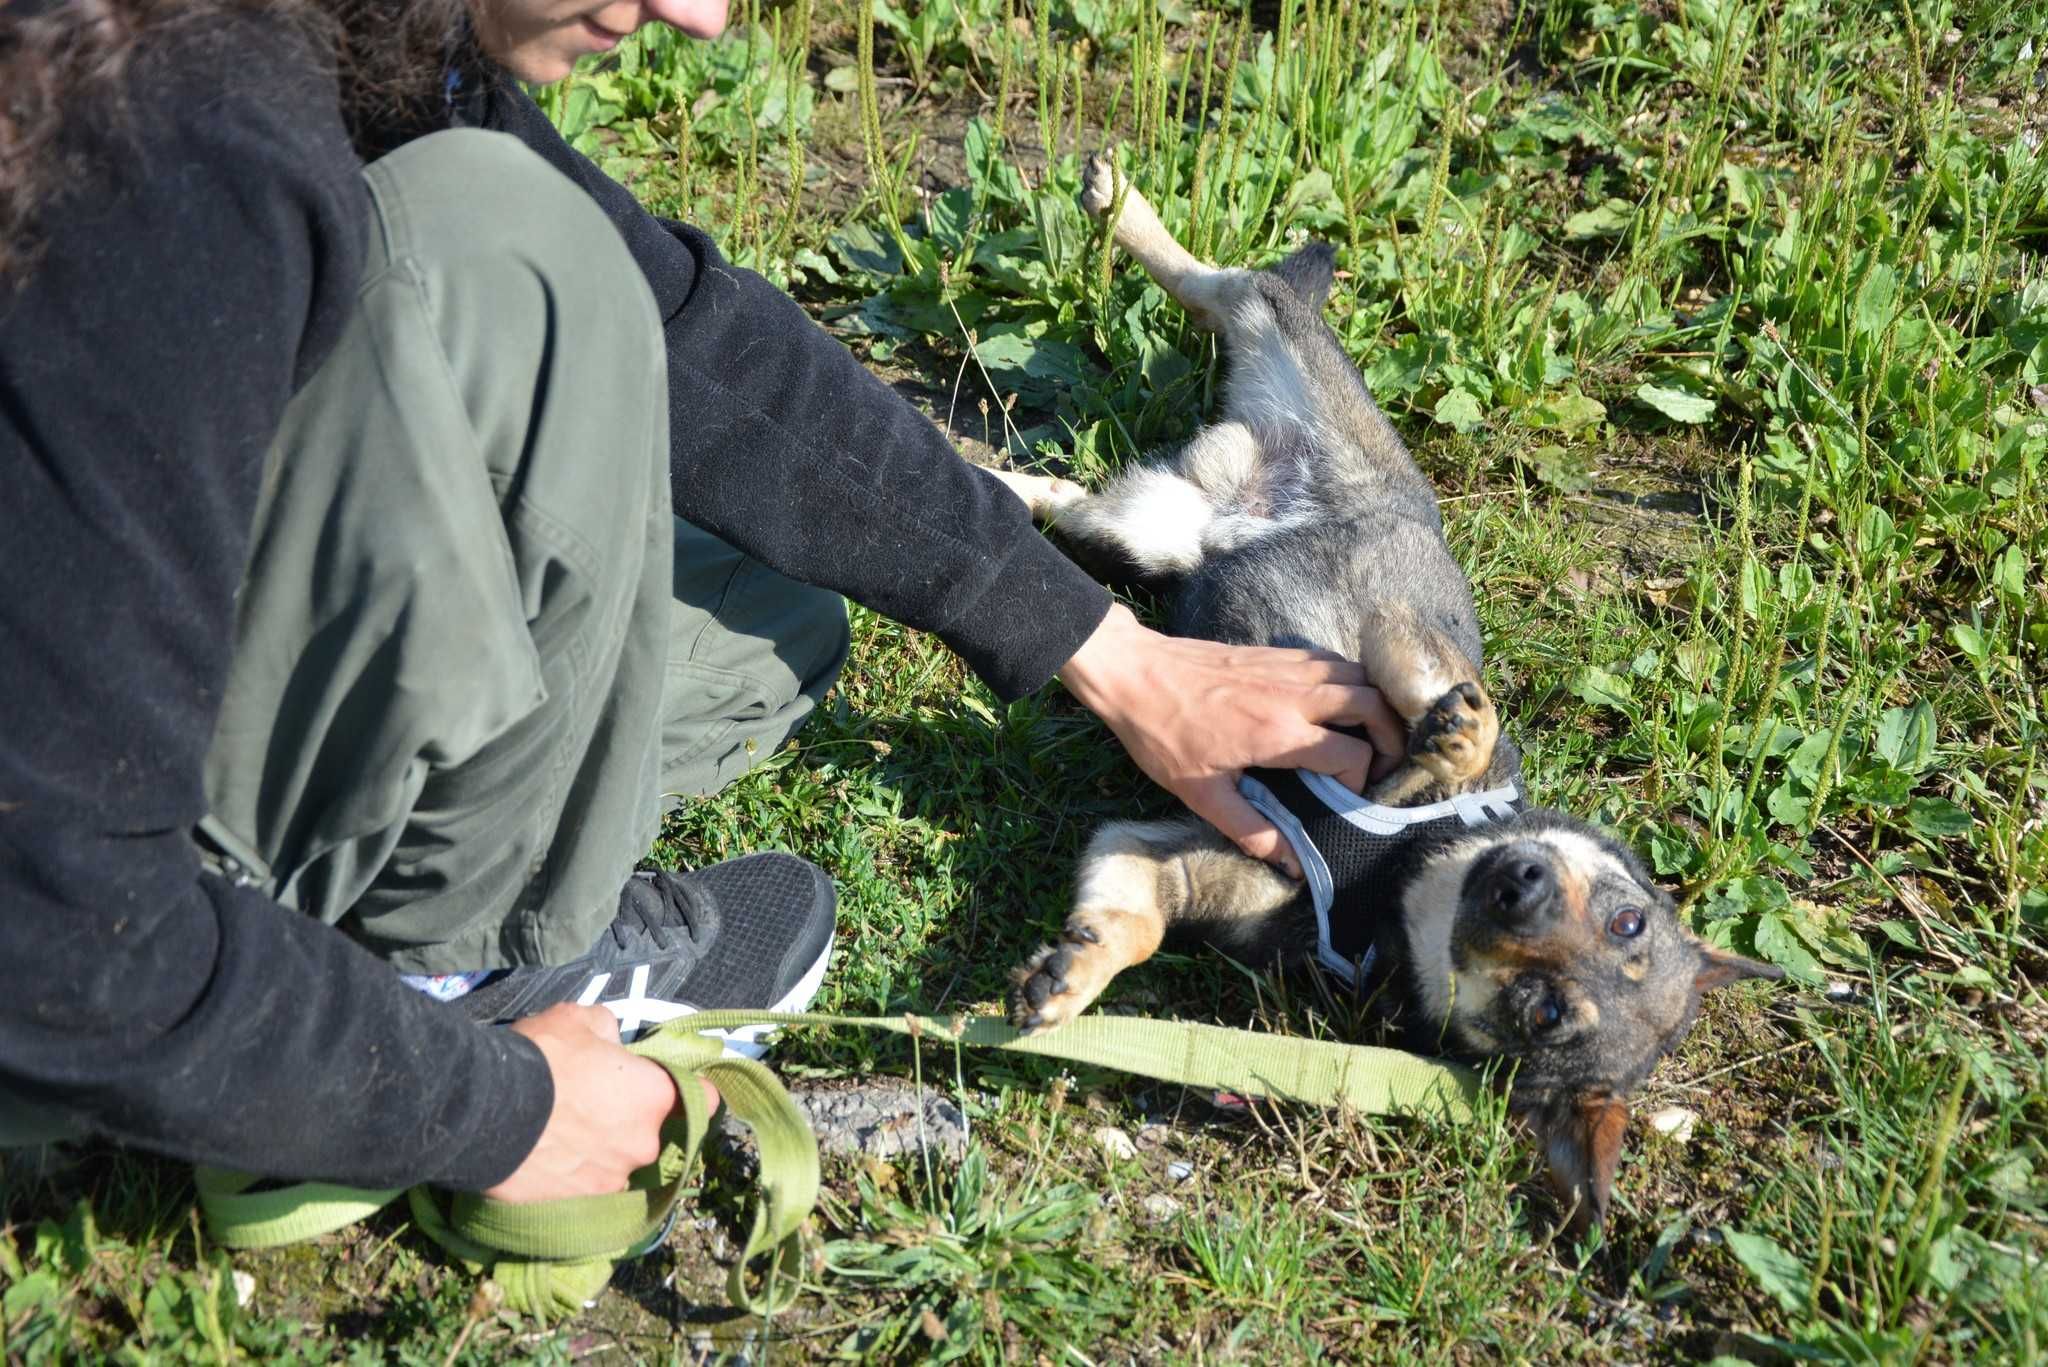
[1267,241,1337,310]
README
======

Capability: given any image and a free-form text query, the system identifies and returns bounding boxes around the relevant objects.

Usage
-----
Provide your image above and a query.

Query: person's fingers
[1332,746,1372,795]
[1226,649,1367,686]
[1184,778,1301,878]
[1298,682,1390,729]
[1369,746,1403,783]
[1278,729,1377,793]
[575,1002,624,1043]
[1351,687,1408,765]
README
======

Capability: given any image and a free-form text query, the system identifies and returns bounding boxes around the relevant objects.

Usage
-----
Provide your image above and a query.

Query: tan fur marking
[1556,860,1592,931]
[1471,936,1573,974]
[1013,819,1299,1031]
[1011,823,1179,1031]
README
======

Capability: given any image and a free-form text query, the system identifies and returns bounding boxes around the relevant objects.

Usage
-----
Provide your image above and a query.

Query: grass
[6,0,2046,1360]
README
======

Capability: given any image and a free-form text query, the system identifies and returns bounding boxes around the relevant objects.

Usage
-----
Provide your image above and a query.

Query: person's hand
[485,1003,700,1203]
[1058,604,1406,877]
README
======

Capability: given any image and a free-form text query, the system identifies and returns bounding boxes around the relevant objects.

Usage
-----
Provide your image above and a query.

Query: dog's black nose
[1487,852,1556,928]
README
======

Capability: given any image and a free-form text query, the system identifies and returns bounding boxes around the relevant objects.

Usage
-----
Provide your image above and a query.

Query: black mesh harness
[1239,768,1524,991]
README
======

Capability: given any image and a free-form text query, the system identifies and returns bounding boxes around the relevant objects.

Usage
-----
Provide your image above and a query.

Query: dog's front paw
[1009,919,1114,1032]
[1409,680,1500,789]
[1079,153,1120,218]
[987,467,1088,521]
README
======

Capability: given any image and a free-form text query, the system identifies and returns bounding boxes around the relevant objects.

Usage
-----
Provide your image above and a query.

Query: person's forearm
[0,850,552,1190]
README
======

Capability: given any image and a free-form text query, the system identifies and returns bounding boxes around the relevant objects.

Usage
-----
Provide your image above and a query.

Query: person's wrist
[1056,602,1143,717]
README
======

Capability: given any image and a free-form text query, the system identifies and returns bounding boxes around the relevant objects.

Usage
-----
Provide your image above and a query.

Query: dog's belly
[1168,512,1484,666]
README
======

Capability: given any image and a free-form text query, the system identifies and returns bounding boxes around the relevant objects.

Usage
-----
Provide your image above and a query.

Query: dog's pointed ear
[1695,946,1785,993]
[1524,1090,1629,1238]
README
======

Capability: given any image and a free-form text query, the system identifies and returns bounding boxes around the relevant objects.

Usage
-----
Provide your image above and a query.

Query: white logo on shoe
[577,963,698,1039]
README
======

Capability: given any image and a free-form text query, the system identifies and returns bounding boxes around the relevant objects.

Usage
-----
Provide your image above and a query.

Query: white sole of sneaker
[608,930,835,1058]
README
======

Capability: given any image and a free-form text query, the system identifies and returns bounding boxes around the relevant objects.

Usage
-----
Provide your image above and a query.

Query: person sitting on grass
[0,0,1401,1210]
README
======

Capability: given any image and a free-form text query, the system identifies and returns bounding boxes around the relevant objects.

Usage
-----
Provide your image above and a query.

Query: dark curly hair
[0,0,475,280]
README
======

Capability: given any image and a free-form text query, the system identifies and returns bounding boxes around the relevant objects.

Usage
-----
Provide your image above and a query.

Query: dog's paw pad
[1008,923,1110,1032]
[1409,682,1499,784]
[1079,154,1118,217]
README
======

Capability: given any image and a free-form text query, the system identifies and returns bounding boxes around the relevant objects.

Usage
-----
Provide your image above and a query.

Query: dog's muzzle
[1239,767,1523,988]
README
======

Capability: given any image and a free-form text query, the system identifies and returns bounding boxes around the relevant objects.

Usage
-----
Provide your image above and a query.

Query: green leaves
[1751,908,1825,983]
[1433,388,1485,433]
[1565,197,1636,240]
[972,327,1099,407]
[1635,382,1717,423]
[1906,798,1973,840]
[1871,702,1936,774]
[1523,389,1608,434]
[1570,665,1637,712]
[1722,1229,1811,1314]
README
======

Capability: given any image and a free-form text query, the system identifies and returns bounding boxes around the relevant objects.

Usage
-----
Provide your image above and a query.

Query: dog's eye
[1533,995,1564,1032]
[1609,907,1646,938]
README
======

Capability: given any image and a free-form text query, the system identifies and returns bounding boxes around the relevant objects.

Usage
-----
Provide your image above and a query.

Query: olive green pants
[201,128,846,974]
[3,131,847,1150]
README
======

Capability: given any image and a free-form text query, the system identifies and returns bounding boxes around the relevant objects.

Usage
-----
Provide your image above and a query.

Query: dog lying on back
[986,154,1779,1233]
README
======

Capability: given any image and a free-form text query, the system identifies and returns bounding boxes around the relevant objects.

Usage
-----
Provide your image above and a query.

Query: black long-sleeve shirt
[0,18,1106,1190]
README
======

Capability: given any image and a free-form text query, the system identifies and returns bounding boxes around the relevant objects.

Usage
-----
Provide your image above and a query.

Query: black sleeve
[0,26,550,1191]
[478,78,1111,702]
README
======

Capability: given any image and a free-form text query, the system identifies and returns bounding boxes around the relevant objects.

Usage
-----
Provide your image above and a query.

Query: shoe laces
[610,874,706,954]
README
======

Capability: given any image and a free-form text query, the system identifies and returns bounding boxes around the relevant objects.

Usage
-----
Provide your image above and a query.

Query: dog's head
[1397,807,1780,1235]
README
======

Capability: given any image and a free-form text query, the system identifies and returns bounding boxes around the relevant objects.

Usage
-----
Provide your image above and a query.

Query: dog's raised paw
[1079,153,1118,218]
[1009,921,1109,1032]
[1409,680,1500,788]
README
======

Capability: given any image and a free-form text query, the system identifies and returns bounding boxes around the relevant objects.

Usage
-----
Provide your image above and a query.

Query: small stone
[1166,1160,1194,1182]
[1646,1106,1698,1143]
[1139,1194,1183,1224]
[1942,26,1962,44]
[1093,1126,1137,1161]
[1134,1124,1171,1152]
[231,1270,256,1308]
[718,1080,969,1169]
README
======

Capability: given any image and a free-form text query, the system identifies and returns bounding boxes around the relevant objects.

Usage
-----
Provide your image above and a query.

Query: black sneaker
[457,852,835,1055]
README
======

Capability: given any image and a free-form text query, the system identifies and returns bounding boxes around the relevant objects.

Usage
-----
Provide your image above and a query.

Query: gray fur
[1007,161,1782,1231]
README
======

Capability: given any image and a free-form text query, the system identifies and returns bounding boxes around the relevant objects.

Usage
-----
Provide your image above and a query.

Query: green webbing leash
[198,1010,1479,1320]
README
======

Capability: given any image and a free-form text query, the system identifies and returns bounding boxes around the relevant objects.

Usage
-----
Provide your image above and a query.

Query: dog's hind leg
[1079,155,1261,332]
[1011,817,1303,1031]
[1033,419,1275,578]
